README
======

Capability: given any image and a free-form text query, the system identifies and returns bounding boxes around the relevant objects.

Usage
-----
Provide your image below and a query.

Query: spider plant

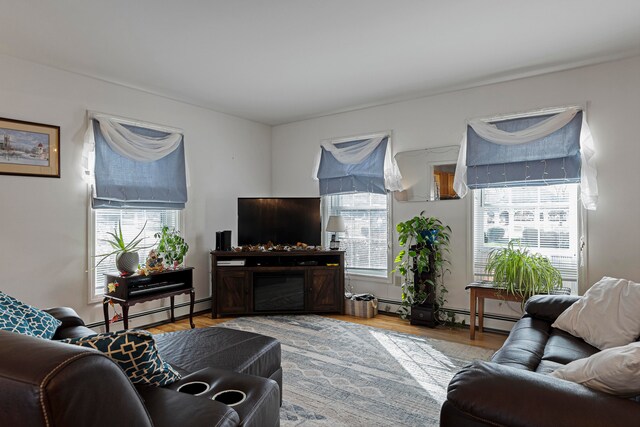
[485,240,562,300]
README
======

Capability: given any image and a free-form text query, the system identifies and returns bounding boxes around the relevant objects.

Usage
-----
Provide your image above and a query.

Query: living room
[1,1,639,426]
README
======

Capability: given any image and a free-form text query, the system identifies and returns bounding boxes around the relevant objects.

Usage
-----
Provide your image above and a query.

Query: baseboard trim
[375,297,519,329]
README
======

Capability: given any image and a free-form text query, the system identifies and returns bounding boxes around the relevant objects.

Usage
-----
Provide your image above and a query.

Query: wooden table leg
[170,295,175,323]
[469,288,477,340]
[103,298,110,333]
[122,304,129,330]
[189,288,195,329]
[478,297,485,333]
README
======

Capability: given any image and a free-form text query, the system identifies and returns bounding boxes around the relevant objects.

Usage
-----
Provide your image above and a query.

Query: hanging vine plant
[393,211,451,320]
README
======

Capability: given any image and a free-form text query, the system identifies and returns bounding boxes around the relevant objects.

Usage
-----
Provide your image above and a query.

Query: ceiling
[1,1,639,125]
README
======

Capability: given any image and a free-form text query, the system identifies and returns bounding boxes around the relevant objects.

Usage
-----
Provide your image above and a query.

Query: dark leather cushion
[137,385,240,427]
[45,307,86,328]
[491,316,549,370]
[155,327,281,380]
[46,307,98,340]
[164,367,280,427]
[445,361,640,427]
[542,328,599,365]
[525,294,580,322]
[52,325,97,340]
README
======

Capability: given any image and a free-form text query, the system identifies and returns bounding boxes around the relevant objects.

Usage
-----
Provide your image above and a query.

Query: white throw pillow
[550,342,640,397]
[552,277,640,350]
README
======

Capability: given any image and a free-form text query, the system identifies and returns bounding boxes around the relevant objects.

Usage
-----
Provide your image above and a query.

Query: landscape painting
[0,118,59,178]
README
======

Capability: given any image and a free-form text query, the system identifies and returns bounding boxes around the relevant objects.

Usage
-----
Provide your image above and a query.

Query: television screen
[238,197,321,246]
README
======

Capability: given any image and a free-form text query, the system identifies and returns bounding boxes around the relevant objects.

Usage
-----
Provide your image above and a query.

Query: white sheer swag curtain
[453,107,598,210]
[312,135,404,192]
[81,113,185,187]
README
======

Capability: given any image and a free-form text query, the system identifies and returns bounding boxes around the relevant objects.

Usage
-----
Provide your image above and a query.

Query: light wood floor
[147,312,507,351]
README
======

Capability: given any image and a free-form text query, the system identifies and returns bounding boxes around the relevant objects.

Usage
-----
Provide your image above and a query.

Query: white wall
[0,54,272,327]
[272,56,640,328]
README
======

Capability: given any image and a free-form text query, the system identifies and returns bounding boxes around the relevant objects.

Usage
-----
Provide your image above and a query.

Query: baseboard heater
[85,297,212,329]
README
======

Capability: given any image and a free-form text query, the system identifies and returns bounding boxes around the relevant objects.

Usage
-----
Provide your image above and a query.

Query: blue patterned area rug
[217,315,494,426]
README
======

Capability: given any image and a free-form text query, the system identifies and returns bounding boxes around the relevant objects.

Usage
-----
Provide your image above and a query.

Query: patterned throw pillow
[63,330,181,386]
[0,292,61,339]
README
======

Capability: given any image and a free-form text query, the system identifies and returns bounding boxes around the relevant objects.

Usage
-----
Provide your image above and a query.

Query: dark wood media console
[211,250,344,317]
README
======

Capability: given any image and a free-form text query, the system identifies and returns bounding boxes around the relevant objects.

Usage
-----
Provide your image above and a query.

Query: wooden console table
[466,282,523,340]
[103,267,195,332]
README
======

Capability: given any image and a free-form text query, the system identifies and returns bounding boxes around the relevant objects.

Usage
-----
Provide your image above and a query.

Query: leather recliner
[0,307,282,427]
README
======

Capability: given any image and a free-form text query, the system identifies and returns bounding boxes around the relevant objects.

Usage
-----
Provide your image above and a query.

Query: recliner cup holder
[176,381,210,396]
[212,389,246,407]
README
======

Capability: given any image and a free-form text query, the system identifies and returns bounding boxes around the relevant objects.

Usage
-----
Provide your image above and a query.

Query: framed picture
[0,117,60,178]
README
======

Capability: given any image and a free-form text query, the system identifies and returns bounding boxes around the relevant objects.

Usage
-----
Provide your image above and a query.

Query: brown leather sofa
[0,307,282,427]
[441,294,640,427]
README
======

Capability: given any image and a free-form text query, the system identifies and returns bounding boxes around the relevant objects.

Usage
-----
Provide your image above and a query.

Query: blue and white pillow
[0,292,61,339]
[63,329,181,386]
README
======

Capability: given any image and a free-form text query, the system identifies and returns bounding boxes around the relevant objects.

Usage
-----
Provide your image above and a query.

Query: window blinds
[92,209,180,299]
[472,184,579,293]
[324,193,388,276]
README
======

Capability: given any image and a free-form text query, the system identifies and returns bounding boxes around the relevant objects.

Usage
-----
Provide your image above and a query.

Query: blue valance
[453,106,598,209]
[466,111,582,189]
[92,119,187,209]
[316,137,389,195]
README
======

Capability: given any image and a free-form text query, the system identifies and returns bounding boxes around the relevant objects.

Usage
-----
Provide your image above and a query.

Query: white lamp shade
[325,215,346,233]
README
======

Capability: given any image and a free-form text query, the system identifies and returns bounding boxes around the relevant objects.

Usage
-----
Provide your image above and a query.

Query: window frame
[469,184,586,295]
[87,200,184,303]
[321,192,392,280]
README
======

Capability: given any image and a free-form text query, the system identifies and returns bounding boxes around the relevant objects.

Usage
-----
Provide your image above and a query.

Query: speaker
[216,230,232,251]
[215,231,222,251]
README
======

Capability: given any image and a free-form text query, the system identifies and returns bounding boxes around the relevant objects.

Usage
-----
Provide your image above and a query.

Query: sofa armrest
[45,307,97,340]
[45,307,86,328]
[137,386,240,427]
[443,361,640,427]
[0,330,154,427]
[524,294,580,322]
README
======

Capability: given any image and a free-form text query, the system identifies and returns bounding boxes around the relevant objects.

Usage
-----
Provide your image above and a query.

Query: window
[323,192,390,278]
[472,184,581,293]
[90,209,181,301]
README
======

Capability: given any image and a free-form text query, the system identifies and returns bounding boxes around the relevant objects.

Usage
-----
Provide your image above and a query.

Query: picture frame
[0,117,60,178]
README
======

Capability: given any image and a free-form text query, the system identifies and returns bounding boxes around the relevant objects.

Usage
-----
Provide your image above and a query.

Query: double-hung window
[84,113,188,302]
[461,106,596,294]
[472,184,581,293]
[90,209,181,301]
[323,192,390,278]
[315,133,402,279]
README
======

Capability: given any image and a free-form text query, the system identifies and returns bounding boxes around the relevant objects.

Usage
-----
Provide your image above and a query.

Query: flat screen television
[238,197,321,246]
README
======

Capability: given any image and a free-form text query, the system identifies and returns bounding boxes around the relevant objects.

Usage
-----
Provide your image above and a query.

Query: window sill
[348,271,391,285]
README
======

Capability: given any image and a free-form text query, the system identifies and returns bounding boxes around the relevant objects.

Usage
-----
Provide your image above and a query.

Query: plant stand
[410,303,438,327]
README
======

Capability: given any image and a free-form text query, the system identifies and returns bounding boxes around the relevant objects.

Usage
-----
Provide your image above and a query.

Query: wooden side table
[103,267,195,332]
[466,282,523,340]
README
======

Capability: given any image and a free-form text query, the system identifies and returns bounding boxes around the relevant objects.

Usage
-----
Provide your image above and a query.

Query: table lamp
[326,215,345,250]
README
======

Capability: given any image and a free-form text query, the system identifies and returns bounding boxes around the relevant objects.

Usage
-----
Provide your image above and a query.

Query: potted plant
[95,221,149,275]
[485,240,562,301]
[394,211,451,325]
[155,226,189,269]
